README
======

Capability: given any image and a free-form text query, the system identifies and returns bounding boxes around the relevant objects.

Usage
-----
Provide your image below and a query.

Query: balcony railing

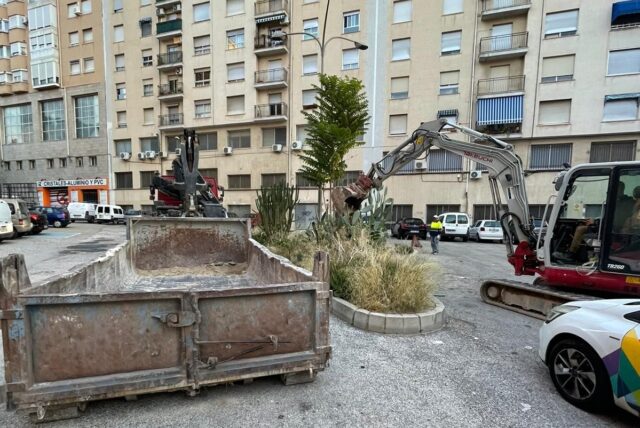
[477,76,525,95]
[254,34,285,50]
[479,32,528,54]
[156,19,182,35]
[255,68,288,84]
[159,113,183,126]
[157,51,183,66]
[482,0,531,12]
[255,102,288,118]
[158,82,183,96]
[255,0,288,16]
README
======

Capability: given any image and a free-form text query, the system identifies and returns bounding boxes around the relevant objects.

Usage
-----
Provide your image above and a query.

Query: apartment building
[0,0,109,206]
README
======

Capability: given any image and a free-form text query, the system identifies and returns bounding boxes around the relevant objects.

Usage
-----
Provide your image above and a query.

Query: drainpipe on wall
[102,5,115,205]
[465,0,480,215]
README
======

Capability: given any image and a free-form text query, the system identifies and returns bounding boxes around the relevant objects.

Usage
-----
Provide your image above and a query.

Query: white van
[68,202,97,223]
[0,200,15,242]
[95,204,125,224]
[438,212,471,241]
[2,198,33,237]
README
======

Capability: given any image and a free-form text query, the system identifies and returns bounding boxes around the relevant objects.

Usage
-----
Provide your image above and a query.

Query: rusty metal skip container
[0,218,331,422]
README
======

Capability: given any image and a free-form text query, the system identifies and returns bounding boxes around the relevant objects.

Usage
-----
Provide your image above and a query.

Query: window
[392,38,410,61]
[84,57,94,73]
[228,130,250,148]
[227,62,245,82]
[343,11,360,33]
[41,100,66,141]
[140,171,156,188]
[0,45,8,58]
[545,10,578,38]
[117,111,127,128]
[227,95,245,115]
[15,161,22,170]
[443,0,463,15]
[603,97,639,121]
[140,18,152,37]
[262,174,286,187]
[116,83,126,100]
[59,158,67,168]
[69,31,79,46]
[3,104,33,145]
[427,149,463,172]
[539,100,571,124]
[228,174,251,189]
[296,125,308,143]
[390,205,413,223]
[227,0,244,15]
[28,5,56,30]
[608,49,640,76]
[590,141,636,163]
[115,172,133,189]
[89,156,97,166]
[195,68,211,87]
[195,99,211,118]
[303,54,318,74]
[393,0,412,23]
[83,28,93,43]
[389,114,408,135]
[296,173,315,188]
[0,19,6,33]
[166,135,180,152]
[74,95,99,138]
[29,160,36,169]
[227,29,244,49]
[302,90,317,107]
[47,159,54,168]
[441,31,461,55]
[12,70,27,83]
[140,137,160,152]
[194,35,211,55]
[439,71,459,95]
[140,0,151,6]
[334,171,361,187]
[541,55,575,83]
[263,127,286,147]
[529,144,572,170]
[143,79,153,96]
[199,133,217,150]
[142,49,153,67]
[70,60,81,75]
[10,42,26,56]
[193,2,210,22]
[342,49,359,70]
[81,0,91,14]
[8,15,26,29]
[114,0,123,12]
[143,108,154,125]
[114,25,124,43]
[303,19,319,40]
[31,61,59,87]
[390,76,409,99]
[30,34,55,51]
[68,3,80,17]
[438,110,458,128]
[76,157,83,167]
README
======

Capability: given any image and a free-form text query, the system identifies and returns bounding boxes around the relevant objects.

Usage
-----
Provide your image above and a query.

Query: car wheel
[88,216,95,224]
[547,338,612,412]
[53,220,62,228]
[71,219,76,223]
[462,234,469,242]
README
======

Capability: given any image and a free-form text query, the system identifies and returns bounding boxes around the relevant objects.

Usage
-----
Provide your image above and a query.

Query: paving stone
[353,309,370,330]
[331,297,356,325]
[368,312,386,333]
[403,315,421,334]
[384,314,405,334]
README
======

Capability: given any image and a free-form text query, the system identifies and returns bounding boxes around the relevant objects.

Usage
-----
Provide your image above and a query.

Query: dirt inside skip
[136,262,248,277]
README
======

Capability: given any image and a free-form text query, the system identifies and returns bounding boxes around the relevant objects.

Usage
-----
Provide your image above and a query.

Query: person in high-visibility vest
[429,215,443,254]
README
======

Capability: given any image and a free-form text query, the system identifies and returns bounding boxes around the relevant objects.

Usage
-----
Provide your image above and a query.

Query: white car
[539,299,640,417]
[468,220,504,242]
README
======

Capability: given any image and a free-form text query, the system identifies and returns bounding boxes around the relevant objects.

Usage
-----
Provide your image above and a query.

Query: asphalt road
[0,230,637,427]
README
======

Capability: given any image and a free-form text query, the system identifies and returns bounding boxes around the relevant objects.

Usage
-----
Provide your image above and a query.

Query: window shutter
[393,1,412,23]
[440,70,459,85]
[608,49,640,75]
[391,76,409,96]
[545,10,578,34]
[542,55,574,78]
[539,100,571,124]
[389,115,408,134]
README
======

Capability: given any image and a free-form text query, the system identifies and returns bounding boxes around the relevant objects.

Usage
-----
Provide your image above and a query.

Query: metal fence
[482,0,530,12]
[255,68,288,84]
[480,32,528,53]
[477,75,525,95]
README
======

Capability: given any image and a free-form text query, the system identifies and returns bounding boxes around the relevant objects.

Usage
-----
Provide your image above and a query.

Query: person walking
[429,215,443,254]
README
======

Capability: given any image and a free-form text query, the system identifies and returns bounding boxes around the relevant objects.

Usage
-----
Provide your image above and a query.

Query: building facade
[1,0,638,225]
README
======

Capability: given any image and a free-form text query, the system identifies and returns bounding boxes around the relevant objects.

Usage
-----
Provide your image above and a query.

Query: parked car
[68,202,97,223]
[34,206,70,228]
[95,204,125,224]
[469,220,504,242]
[438,212,470,241]
[391,218,428,239]
[124,209,143,219]
[1,198,33,238]
[539,299,640,417]
[29,210,48,234]
[0,200,15,242]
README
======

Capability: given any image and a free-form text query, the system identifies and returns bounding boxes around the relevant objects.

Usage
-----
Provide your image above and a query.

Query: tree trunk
[317,185,324,219]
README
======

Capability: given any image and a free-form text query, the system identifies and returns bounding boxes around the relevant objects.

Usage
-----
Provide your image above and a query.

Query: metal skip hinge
[152,311,196,327]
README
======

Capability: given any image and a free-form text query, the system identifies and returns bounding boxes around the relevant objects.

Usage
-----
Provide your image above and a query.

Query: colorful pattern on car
[603,326,640,415]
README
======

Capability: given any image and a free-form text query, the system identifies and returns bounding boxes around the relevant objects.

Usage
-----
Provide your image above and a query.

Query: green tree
[299,74,370,216]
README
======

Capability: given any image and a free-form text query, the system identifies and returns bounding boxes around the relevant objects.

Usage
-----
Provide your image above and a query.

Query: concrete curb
[331,296,446,334]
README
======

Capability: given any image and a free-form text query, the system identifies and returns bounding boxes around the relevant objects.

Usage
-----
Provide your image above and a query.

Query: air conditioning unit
[175,68,182,75]
[156,9,165,16]
[175,148,182,156]
[73,3,81,15]
[137,152,146,160]
[175,3,181,11]
[414,160,427,170]
[159,151,168,159]
[272,144,283,153]
[470,170,483,180]
[223,146,233,155]
[119,152,131,161]
[291,140,303,151]
[145,150,157,160]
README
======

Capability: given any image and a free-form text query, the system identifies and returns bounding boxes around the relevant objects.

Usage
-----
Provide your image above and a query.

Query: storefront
[36,178,109,206]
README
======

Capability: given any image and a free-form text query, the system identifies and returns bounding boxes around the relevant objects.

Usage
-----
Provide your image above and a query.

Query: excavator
[332,119,640,319]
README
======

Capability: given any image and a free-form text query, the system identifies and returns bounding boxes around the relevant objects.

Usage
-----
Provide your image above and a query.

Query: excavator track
[480,279,598,320]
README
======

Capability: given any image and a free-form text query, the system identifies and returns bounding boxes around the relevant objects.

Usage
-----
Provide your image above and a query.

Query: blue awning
[612,0,640,25]
[476,95,523,126]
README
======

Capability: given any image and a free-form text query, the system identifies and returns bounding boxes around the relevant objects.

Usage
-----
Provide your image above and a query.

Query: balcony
[156,0,181,7]
[477,75,525,96]
[159,113,184,128]
[254,102,288,121]
[481,0,531,21]
[476,95,523,134]
[32,76,61,90]
[157,51,183,68]
[479,32,528,62]
[254,34,288,57]
[255,0,289,24]
[156,19,182,38]
[0,83,11,96]
[158,82,183,100]
[254,68,288,90]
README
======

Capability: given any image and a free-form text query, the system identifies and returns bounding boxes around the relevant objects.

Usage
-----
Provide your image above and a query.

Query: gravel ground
[0,231,637,427]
